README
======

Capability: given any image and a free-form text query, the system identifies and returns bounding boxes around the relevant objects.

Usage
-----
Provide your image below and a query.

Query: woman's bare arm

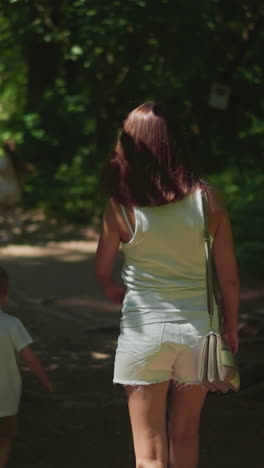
[212,202,240,352]
[95,199,126,303]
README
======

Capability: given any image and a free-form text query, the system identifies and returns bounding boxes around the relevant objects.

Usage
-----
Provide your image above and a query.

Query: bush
[23,150,104,224]
[208,168,264,281]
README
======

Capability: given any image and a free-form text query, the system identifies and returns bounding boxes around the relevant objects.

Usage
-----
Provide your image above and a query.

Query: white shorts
[113,321,209,386]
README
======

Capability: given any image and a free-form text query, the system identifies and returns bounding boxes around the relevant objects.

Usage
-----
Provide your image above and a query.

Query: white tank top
[120,188,218,328]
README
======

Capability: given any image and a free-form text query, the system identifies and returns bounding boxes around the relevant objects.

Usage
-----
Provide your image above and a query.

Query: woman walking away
[95,102,239,468]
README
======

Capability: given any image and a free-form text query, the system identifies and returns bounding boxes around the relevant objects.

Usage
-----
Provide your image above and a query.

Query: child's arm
[95,199,126,304]
[19,345,53,392]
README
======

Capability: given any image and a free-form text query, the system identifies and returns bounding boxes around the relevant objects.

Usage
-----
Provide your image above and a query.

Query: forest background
[0,0,263,281]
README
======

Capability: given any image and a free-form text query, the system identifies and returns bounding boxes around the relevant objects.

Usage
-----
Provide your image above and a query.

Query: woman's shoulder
[199,181,226,215]
[104,197,122,216]
[105,197,134,215]
[103,198,128,226]
[103,198,119,221]
[104,198,135,242]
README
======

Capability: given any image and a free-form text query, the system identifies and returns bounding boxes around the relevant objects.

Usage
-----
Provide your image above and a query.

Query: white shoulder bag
[197,193,240,392]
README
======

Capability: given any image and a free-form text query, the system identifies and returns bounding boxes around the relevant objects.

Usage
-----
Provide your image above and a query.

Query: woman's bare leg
[168,384,208,468]
[125,380,170,468]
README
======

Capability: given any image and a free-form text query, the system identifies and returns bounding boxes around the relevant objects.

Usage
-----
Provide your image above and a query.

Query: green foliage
[1,0,263,168]
[0,0,263,277]
[208,169,264,280]
[24,150,102,223]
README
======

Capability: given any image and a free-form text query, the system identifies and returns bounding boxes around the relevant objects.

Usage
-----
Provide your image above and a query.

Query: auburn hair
[102,102,205,206]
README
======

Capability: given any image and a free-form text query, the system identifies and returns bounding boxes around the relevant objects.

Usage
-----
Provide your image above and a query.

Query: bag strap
[201,192,215,330]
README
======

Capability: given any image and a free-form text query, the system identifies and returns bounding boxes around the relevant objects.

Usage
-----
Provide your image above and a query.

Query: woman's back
[122,188,205,288]
[96,101,239,347]
[120,188,218,328]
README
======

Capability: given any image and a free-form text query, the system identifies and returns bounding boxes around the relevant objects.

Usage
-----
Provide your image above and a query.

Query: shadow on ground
[0,213,263,468]
[0,209,98,245]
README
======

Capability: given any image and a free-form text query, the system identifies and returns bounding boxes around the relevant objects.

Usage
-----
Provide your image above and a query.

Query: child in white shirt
[0,267,52,468]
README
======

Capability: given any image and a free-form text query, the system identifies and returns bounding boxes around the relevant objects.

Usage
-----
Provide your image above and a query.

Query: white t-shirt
[0,309,33,416]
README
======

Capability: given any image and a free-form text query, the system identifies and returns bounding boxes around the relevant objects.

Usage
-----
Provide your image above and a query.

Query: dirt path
[0,234,264,468]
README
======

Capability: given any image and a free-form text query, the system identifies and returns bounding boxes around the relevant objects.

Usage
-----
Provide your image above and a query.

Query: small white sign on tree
[209,82,231,110]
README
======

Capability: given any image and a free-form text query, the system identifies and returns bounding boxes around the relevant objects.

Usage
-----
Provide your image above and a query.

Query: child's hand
[104,282,126,304]
[20,345,54,392]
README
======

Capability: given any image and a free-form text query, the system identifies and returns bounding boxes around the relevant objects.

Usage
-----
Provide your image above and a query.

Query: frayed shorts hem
[113,378,171,386]
[113,378,203,387]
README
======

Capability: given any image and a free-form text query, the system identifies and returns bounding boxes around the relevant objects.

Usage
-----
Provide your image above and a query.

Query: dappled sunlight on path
[0,241,98,257]
[1,237,133,468]
[0,208,99,246]
[0,228,263,467]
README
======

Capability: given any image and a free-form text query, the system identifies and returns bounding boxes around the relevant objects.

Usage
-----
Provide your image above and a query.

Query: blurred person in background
[0,140,25,243]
